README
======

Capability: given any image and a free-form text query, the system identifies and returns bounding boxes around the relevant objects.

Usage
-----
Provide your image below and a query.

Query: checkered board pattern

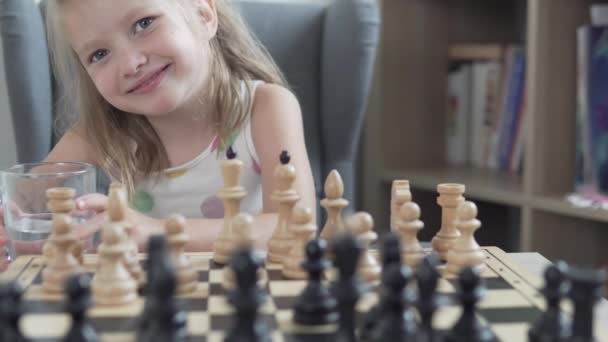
[1,247,607,342]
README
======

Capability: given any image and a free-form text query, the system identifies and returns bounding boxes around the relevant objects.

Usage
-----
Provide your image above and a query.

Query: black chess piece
[137,235,188,342]
[360,232,402,341]
[293,238,338,325]
[225,246,271,342]
[64,274,98,342]
[568,265,607,342]
[0,280,28,342]
[368,263,417,342]
[331,233,365,342]
[445,266,497,342]
[528,261,571,342]
[416,255,444,342]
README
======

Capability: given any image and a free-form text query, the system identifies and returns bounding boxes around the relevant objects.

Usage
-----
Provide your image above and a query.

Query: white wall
[0,38,18,169]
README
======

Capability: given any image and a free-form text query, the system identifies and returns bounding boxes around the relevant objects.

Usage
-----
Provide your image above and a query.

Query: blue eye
[90,49,109,63]
[135,17,155,33]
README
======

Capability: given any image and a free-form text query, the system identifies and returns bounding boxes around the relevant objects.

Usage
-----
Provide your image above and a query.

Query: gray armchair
[0,0,380,221]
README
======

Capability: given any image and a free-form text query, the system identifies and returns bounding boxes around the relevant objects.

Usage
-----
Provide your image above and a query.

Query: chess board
[1,247,607,342]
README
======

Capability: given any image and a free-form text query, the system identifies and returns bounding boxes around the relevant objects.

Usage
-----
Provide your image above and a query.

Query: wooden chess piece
[44,187,83,265]
[165,214,198,294]
[431,183,465,260]
[42,214,83,294]
[396,202,425,268]
[267,151,300,263]
[390,180,411,232]
[319,170,349,240]
[282,206,317,279]
[446,201,486,274]
[212,147,247,265]
[346,211,381,284]
[223,213,266,289]
[108,183,144,287]
[91,223,138,306]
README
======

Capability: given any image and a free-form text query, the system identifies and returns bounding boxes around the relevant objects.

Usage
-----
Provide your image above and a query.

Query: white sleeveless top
[132,81,264,219]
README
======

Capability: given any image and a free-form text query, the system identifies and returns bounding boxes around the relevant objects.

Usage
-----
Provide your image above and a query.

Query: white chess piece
[108,183,143,287]
[282,206,317,279]
[431,183,465,260]
[42,214,83,294]
[396,201,425,268]
[43,187,83,265]
[346,212,381,283]
[212,148,247,264]
[267,151,300,263]
[391,180,411,232]
[446,201,486,274]
[165,214,198,294]
[319,170,349,241]
[92,223,138,306]
[223,213,267,288]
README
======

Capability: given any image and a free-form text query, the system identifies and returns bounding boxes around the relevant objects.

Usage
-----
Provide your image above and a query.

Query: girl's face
[61,0,216,117]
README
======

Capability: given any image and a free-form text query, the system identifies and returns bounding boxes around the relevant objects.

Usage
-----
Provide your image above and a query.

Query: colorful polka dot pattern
[200,196,224,218]
[133,191,155,213]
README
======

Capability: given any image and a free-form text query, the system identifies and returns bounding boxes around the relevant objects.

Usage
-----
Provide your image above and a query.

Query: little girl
[39,0,317,251]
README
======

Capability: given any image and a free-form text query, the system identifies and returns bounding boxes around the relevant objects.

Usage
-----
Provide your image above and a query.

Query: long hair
[47,0,286,196]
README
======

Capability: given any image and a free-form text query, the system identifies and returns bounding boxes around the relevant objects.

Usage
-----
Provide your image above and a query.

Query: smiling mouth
[127,64,171,94]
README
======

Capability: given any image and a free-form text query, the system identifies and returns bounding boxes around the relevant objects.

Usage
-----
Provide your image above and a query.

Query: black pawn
[568,266,606,342]
[528,261,570,342]
[293,238,338,325]
[331,233,365,342]
[416,255,444,342]
[0,281,28,342]
[137,235,187,342]
[369,263,417,342]
[360,232,402,340]
[64,274,98,342]
[445,266,497,342]
[225,246,271,342]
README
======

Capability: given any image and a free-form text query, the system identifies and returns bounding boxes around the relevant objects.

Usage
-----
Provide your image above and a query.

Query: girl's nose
[121,50,147,78]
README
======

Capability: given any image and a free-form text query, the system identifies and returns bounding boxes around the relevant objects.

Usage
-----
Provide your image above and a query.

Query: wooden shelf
[531,195,608,224]
[381,166,525,206]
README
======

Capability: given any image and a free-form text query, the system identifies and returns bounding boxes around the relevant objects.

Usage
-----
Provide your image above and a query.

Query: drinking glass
[0,162,97,265]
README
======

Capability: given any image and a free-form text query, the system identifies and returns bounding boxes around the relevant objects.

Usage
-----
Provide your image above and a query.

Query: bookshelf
[362,0,608,267]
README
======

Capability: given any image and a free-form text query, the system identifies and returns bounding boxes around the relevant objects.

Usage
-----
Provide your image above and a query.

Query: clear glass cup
[0,162,97,265]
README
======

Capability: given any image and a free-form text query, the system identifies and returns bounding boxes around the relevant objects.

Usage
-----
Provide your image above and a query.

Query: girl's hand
[75,193,163,251]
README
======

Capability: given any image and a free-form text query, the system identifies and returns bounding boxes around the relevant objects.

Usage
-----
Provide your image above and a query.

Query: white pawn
[396,202,425,268]
[346,212,381,284]
[165,214,198,294]
[282,206,317,279]
[92,223,137,306]
[319,170,349,241]
[108,183,143,287]
[390,180,411,232]
[42,214,83,294]
[223,213,266,288]
[446,201,486,274]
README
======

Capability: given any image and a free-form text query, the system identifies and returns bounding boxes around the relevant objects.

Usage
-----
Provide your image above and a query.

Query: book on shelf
[575,24,608,202]
[445,44,526,173]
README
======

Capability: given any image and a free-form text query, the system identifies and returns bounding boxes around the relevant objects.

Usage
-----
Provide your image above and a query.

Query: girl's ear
[196,0,218,38]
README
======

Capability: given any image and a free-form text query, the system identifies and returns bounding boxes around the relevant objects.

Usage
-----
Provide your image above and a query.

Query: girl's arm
[250,83,317,218]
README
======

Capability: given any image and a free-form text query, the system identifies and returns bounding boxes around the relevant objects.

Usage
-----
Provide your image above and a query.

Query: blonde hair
[47,0,287,196]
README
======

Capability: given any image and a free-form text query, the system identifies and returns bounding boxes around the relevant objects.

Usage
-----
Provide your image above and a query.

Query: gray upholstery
[0,0,380,219]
